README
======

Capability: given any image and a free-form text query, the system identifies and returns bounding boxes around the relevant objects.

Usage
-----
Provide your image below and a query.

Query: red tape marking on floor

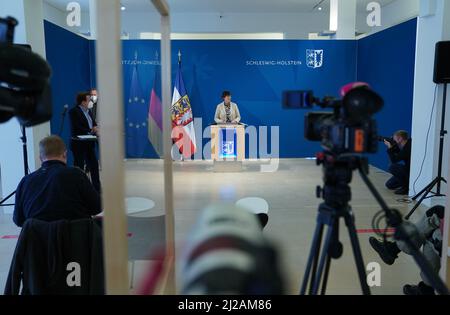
[1,235,19,239]
[2,233,132,239]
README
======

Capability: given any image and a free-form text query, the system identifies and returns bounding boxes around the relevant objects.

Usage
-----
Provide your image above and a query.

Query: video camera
[0,16,52,127]
[180,204,284,295]
[282,83,384,154]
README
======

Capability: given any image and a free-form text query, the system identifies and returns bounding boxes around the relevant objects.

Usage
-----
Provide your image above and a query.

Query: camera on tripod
[0,16,52,127]
[282,83,384,154]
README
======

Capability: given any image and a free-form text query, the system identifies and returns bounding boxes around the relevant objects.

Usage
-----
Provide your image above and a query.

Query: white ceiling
[45,0,396,13]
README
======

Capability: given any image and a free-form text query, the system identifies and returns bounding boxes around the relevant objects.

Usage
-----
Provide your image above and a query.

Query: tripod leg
[412,178,437,201]
[344,212,371,295]
[405,178,438,220]
[0,191,16,206]
[320,220,340,295]
[311,222,335,295]
[300,220,324,295]
[320,255,332,295]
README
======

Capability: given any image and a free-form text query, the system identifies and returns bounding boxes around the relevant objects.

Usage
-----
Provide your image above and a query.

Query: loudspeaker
[434,41,450,84]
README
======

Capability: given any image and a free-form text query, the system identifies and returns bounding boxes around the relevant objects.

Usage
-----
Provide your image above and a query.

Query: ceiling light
[121,5,126,11]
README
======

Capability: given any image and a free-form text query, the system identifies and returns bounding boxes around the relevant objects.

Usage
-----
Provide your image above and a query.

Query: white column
[23,0,51,172]
[95,0,129,294]
[151,0,176,294]
[89,0,97,39]
[408,0,450,285]
[0,0,50,214]
[330,0,356,39]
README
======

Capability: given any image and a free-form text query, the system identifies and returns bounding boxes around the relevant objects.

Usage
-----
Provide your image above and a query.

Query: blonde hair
[39,136,66,159]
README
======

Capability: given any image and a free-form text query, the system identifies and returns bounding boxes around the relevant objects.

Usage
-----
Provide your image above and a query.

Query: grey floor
[0,159,433,295]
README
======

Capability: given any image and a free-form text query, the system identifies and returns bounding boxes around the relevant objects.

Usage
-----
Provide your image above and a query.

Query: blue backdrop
[44,18,417,170]
[44,21,94,166]
[357,18,417,170]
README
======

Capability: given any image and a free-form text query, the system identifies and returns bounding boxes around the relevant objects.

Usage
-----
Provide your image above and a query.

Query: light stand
[0,125,30,207]
[405,83,448,220]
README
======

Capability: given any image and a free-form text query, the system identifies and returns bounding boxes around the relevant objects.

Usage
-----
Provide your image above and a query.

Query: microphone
[58,105,69,136]
[61,104,69,116]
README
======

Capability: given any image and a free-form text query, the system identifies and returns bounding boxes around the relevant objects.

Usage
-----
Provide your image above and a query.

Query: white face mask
[91,95,98,103]
[88,101,94,109]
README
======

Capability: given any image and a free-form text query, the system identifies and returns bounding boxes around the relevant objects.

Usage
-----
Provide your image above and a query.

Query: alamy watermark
[65,1,383,29]
[367,262,382,287]
[66,262,81,287]
[66,2,81,28]
[367,2,382,28]
[170,118,280,173]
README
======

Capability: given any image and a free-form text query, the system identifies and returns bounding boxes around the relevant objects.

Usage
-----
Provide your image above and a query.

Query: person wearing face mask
[69,92,101,192]
[89,88,99,123]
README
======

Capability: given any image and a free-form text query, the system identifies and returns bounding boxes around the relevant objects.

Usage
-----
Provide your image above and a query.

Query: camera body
[0,16,17,44]
[283,84,383,155]
[378,135,396,146]
[0,16,52,127]
[305,112,378,154]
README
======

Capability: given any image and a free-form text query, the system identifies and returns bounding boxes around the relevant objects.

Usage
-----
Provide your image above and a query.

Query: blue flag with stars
[125,65,149,158]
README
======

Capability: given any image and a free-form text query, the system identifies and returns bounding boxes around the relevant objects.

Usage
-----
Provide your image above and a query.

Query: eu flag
[125,64,149,158]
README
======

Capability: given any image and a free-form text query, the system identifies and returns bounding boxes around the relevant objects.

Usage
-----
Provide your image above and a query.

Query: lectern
[211,124,245,172]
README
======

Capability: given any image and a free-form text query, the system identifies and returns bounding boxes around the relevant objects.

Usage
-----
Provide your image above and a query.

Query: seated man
[369,205,444,295]
[13,136,101,227]
[384,130,412,195]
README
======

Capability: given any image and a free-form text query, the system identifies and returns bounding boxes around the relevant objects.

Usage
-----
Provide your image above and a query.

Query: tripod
[0,125,30,207]
[301,154,371,295]
[301,153,449,295]
[405,83,448,220]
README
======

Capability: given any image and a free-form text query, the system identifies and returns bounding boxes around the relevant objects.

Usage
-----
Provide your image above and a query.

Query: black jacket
[13,160,101,227]
[387,138,412,171]
[4,218,104,295]
[90,103,98,123]
[69,105,97,138]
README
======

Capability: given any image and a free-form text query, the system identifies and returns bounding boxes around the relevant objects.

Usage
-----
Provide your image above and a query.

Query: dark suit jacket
[69,105,97,138]
[4,219,105,295]
[13,160,101,227]
[90,103,98,123]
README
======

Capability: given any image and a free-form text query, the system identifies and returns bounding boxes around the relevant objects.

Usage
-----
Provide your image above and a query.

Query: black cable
[371,209,389,239]
[412,84,438,195]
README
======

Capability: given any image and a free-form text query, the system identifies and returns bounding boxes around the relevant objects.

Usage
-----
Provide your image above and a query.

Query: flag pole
[177,49,184,162]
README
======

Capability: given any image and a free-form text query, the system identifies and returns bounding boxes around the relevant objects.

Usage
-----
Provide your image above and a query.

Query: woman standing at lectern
[214,91,241,124]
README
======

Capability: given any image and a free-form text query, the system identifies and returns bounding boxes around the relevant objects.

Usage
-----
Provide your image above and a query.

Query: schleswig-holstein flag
[171,52,196,158]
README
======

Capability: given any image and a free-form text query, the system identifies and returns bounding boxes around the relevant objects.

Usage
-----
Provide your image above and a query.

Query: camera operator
[13,136,101,227]
[384,130,412,195]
